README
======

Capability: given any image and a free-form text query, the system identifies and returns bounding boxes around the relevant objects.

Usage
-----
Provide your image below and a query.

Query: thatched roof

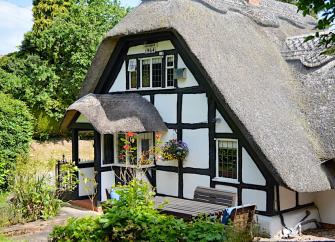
[61,94,167,134]
[77,0,335,192]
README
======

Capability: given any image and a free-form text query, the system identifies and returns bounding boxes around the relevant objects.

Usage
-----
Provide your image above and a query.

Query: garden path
[2,205,99,242]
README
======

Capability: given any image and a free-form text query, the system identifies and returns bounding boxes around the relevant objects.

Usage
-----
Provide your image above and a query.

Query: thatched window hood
[61,94,167,134]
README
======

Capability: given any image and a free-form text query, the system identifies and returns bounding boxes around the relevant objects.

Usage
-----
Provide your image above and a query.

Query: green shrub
[50,216,105,242]
[0,158,78,225]
[33,109,62,140]
[0,93,34,190]
[50,179,253,242]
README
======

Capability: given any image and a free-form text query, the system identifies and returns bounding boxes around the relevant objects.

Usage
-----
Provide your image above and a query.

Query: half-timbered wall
[68,32,329,237]
[104,40,272,214]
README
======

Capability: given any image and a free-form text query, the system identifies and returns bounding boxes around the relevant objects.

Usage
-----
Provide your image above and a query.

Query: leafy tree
[28,0,128,107]
[32,0,73,33]
[296,0,334,53]
[0,0,128,138]
[0,93,34,190]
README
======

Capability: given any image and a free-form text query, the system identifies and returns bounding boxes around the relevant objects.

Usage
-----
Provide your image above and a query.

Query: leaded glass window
[217,139,238,179]
[141,59,151,88]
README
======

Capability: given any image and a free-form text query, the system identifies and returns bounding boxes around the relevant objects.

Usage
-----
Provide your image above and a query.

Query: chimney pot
[247,0,260,6]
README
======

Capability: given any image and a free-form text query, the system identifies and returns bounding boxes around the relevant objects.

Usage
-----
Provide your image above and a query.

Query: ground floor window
[102,134,114,166]
[78,131,94,164]
[216,139,238,180]
[114,132,153,165]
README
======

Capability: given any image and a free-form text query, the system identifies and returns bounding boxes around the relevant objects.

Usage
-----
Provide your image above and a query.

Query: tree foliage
[32,0,73,33]
[296,0,334,53]
[0,93,34,190]
[0,0,128,138]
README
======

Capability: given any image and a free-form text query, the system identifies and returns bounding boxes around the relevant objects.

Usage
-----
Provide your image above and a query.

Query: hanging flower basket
[161,139,189,162]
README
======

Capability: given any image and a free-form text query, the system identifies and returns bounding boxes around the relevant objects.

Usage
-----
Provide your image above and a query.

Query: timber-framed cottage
[61,0,335,236]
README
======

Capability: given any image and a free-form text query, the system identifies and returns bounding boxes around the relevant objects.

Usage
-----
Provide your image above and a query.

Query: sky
[0,0,141,55]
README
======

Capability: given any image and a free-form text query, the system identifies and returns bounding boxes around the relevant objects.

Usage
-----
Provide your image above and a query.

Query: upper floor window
[166,55,175,87]
[216,139,238,181]
[127,54,175,90]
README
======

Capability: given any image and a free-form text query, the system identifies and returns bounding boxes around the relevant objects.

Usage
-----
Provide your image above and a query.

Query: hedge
[0,93,34,190]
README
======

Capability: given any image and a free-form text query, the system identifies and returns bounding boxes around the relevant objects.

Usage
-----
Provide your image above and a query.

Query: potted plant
[161,139,189,162]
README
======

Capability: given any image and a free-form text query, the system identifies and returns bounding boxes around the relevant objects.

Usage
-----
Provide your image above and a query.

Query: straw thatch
[74,0,334,192]
[62,94,167,134]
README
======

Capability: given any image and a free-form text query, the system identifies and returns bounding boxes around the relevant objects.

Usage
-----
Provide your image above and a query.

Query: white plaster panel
[215,110,233,133]
[101,171,115,202]
[142,95,151,102]
[242,189,267,211]
[183,129,209,169]
[79,167,95,196]
[215,185,238,195]
[177,54,199,88]
[183,174,210,199]
[298,192,315,205]
[127,40,174,55]
[256,208,319,238]
[109,62,126,92]
[156,129,178,166]
[314,190,335,224]
[256,208,320,239]
[135,170,151,185]
[154,94,177,123]
[279,186,296,210]
[182,94,208,124]
[156,170,178,197]
[242,148,266,186]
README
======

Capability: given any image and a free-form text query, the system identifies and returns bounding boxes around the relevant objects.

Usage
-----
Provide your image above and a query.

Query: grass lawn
[0,193,8,208]
[30,139,94,163]
[0,235,13,242]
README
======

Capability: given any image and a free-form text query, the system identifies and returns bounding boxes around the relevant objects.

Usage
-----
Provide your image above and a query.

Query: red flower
[123,144,131,150]
[155,133,161,139]
[126,132,135,137]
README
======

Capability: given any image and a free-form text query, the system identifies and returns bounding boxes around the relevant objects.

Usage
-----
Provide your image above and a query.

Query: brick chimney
[247,0,260,6]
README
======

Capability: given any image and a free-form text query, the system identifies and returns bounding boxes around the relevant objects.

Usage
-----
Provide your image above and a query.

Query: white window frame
[101,134,115,168]
[165,55,175,87]
[214,138,239,183]
[139,56,163,89]
[128,59,138,90]
[136,133,154,160]
[113,133,154,165]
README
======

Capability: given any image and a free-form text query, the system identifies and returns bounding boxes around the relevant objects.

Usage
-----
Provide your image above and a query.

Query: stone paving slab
[1,205,99,242]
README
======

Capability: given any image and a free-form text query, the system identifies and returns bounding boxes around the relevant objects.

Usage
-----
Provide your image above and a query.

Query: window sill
[212,177,239,184]
[125,87,176,91]
[111,163,155,169]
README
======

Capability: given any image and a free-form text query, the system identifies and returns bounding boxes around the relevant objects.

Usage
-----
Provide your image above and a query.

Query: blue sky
[0,0,141,55]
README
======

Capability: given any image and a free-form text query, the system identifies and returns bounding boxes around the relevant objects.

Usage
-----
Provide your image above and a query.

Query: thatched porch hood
[62,93,167,134]
[75,0,335,192]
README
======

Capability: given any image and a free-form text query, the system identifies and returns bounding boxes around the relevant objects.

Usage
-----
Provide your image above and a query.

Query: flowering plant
[161,139,189,161]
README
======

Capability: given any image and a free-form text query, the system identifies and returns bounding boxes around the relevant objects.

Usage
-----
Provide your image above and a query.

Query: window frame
[113,133,154,165]
[128,59,138,90]
[139,56,164,89]
[101,134,114,167]
[165,55,175,87]
[215,138,239,183]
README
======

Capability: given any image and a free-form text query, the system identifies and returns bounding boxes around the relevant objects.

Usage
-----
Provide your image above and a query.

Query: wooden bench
[229,204,256,231]
[194,186,237,207]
